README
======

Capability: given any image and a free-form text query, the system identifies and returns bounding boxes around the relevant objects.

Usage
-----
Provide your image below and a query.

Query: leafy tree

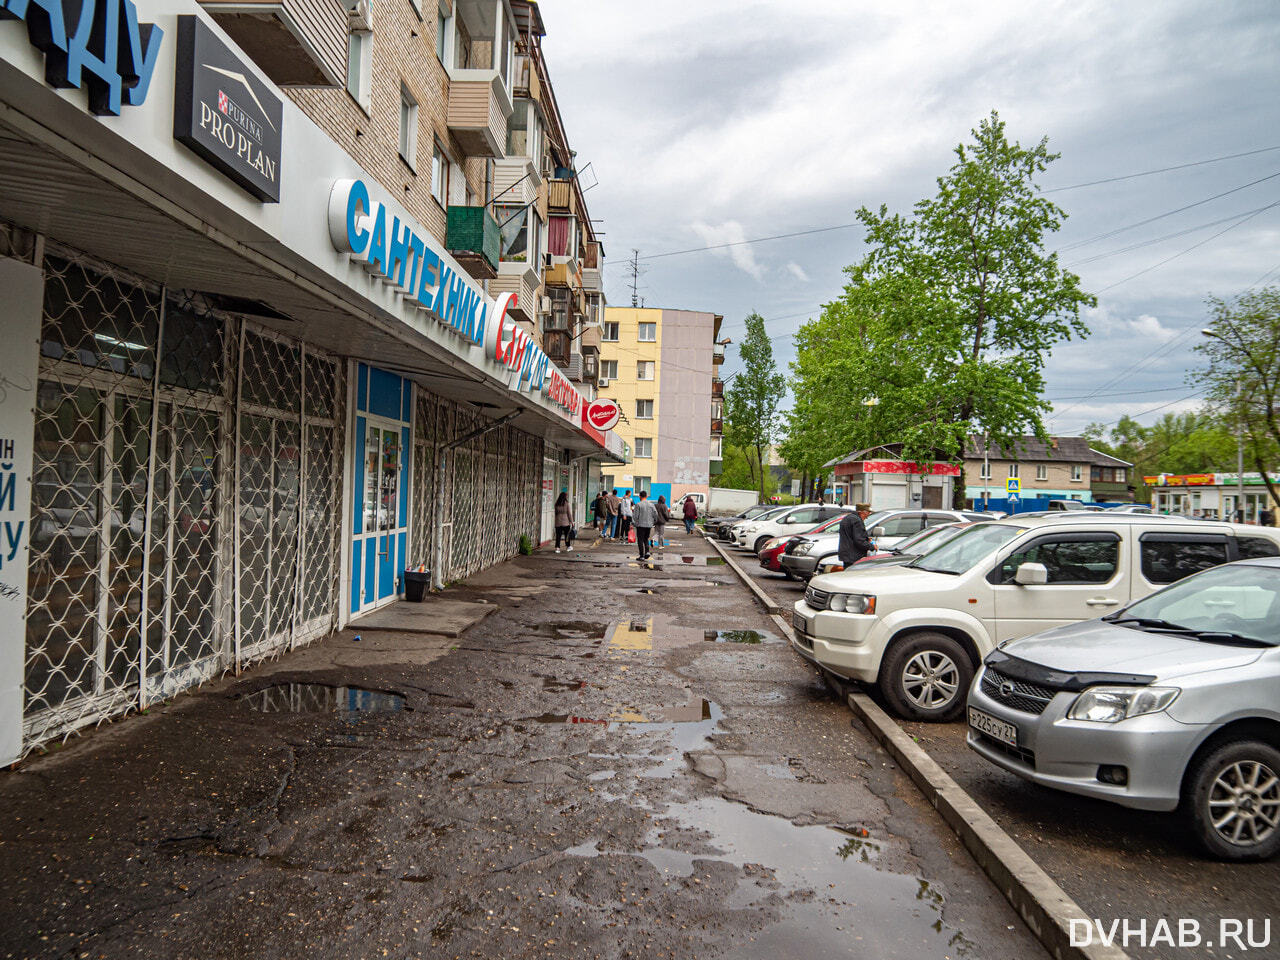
[787,111,1095,507]
[1194,287,1280,509]
[1085,412,1238,503]
[716,436,770,495]
[724,313,786,500]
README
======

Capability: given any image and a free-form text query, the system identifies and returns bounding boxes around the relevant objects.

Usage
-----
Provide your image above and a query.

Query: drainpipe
[432,410,522,591]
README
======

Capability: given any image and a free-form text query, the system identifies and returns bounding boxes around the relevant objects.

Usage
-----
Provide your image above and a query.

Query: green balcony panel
[446,205,500,279]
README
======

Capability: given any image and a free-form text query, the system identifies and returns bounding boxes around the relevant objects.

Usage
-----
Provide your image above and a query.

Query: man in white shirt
[618,489,633,542]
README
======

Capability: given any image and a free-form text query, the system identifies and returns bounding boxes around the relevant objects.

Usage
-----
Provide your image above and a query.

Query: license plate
[969,707,1017,747]
[791,610,809,633]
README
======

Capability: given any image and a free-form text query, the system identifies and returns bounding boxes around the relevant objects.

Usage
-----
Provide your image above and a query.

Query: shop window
[240,332,300,413]
[41,257,159,380]
[160,298,224,393]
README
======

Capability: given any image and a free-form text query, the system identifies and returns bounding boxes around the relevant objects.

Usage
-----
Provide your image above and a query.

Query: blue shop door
[356,421,406,611]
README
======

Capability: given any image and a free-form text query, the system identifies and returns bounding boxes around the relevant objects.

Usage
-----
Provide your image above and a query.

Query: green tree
[724,313,786,500]
[788,111,1095,506]
[1194,287,1280,508]
[1085,411,1238,503]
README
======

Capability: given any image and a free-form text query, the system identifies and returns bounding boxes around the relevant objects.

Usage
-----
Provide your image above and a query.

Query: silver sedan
[966,556,1280,861]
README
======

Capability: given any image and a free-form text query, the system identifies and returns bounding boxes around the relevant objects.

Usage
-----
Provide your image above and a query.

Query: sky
[539,0,1280,440]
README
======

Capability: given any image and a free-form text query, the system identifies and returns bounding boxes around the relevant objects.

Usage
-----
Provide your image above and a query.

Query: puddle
[685,555,727,565]
[604,615,723,652]
[569,796,972,958]
[703,629,778,645]
[607,697,723,779]
[242,683,406,713]
[637,588,661,595]
[541,676,587,693]
[529,713,608,726]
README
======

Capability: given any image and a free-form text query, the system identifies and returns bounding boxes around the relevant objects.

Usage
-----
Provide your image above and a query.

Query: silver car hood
[1003,620,1266,680]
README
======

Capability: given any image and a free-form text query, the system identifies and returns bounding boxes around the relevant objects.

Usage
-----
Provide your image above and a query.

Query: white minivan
[790,515,1280,721]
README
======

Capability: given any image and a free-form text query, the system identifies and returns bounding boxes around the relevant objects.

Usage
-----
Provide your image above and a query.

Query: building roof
[967,435,1132,467]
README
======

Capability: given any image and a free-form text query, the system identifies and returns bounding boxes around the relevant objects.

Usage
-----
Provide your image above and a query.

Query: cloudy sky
[541,0,1280,437]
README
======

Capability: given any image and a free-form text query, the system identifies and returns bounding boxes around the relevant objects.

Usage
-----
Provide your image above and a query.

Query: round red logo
[585,399,620,432]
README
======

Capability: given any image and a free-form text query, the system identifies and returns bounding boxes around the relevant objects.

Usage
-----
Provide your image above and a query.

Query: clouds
[541,0,1280,431]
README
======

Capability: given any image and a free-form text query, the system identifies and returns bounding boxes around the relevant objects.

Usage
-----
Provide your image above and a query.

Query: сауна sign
[328,178,582,418]
[0,0,162,114]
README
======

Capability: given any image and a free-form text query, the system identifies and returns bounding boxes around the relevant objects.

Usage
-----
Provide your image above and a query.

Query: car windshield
[751,507,789,522]
[742,506,772,519]
[897,523,966,556]
[1109,563,1280,646]
[911,523,1026,574]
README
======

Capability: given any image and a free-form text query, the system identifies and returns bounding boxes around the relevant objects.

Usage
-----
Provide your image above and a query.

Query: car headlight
[827,593,875,614]
[795,542,812,555]
[1067,686,1180,723]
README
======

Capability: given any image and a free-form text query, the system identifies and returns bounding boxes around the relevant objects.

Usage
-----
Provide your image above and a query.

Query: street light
[1201,328,1247,522]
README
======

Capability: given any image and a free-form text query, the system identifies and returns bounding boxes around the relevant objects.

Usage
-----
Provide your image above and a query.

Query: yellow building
[598,306,721,504]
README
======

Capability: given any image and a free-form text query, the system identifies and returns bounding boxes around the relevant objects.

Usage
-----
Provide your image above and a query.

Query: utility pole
[629,249,640,307]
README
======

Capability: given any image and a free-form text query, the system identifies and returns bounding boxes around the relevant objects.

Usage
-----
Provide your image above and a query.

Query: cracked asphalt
[0,530,1044,960]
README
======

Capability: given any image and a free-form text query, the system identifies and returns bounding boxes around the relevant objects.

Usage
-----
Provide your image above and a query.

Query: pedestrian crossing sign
[1006,477,1020,495]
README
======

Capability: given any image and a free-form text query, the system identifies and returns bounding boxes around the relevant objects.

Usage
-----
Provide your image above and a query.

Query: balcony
[711,419,723,436]
[492,156,541,206]
[581,266,603,294]
[446,70,512,158]
[490,260,540,324]
[547,178,575,213]
[544,330,571,366]
[711,378,724,399]
[581,323,601,353]
[712,344,726,364]
[446,206,500,279]
[544,258,581,289]
[202,0,346,85]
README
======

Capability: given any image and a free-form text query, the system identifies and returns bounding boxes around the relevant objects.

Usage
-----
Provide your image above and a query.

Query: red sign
[585,399,621,432]
[857,460,963,477]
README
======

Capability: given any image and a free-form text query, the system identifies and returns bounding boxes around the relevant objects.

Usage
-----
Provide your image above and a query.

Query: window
[710,436,722,458]
[495,204,529,261]
[1035,464,1048,481]
[448,160,465,205]
[506,98,542,161]
[398,86,418,167]
[783,507,823,525]
[346,30,372,112]
[634,438,653,458]
[600,359,617,379]
[711,400,722,419]
[1071,464,1083,482]
[632,475,652,494]
[1140,534,1229,584]
[638,322,656,342]
[1116,468,1126,483]
[602,321,619,341]
[636,399,654,419]
[997,534,1120,584]
[1008,463,1019,478]
[1237,536,1280,560]
[434,2,450,61]
[637,361,654,380]
[877,513,926,537]
[979,462,992,480]
[548,215,571,257]
[430,142,449,207]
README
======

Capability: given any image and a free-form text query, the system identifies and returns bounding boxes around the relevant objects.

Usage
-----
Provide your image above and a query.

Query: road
[727,537,1280,960]
[0,530,1043,959]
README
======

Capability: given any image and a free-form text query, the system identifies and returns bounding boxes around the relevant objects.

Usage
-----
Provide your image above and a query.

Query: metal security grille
[21,248,346,755]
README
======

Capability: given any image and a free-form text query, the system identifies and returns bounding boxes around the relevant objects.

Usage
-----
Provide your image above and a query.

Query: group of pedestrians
[591,489,701,560]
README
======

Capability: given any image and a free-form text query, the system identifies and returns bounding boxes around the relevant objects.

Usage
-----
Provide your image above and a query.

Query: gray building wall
[657,309,714,491]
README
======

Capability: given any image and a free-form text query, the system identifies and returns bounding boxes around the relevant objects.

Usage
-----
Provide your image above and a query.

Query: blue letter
[387,217,412,288]
[64,0,124,115]
[345,179,371,256]
[416,245,440,308]
[366,204,388,276]
[119,1,161,106]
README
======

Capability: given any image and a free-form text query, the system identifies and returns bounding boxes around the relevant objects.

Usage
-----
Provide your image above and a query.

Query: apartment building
[964,436,1135,506]
[598,307,723,505]
[0,0,620,760]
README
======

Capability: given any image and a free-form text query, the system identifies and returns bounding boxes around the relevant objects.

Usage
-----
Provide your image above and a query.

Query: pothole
[241,683,406,713]
[703,629,779,644]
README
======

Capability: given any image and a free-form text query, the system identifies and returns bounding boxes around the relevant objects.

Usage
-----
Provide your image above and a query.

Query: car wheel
[1184,740,1280,861]
[781,569,796,580]
[878,632,972,722]
[754,535,771,553]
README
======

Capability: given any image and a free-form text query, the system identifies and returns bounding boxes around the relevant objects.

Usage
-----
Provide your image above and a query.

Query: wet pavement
[724,535,1280,960]
[0,529,1043,960]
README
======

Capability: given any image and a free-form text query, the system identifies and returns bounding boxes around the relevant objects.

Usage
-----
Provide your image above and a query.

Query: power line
[1044,384,1197,402]
[1066,201,1280,268]
[1042,144,1280,193]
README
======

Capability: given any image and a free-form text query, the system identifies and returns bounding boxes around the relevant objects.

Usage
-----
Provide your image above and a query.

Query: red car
[758,515,844,577]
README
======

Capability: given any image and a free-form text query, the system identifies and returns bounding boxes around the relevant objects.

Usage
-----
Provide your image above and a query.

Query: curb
[706,534,1128,960]
[846,692,1129,960]
[703,535,783,614]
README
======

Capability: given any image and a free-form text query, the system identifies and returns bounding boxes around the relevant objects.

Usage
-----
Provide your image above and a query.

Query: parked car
[967,556,1280,861]
[725,505,790,545]
[866,508,993,549]
[783,517,977,581]
[706,503,773,538]
[1107,503,1153,514]
[760,515,845,577]
[1046,499,1091,511]
[790,514,1280,722]
[731,503,851,553]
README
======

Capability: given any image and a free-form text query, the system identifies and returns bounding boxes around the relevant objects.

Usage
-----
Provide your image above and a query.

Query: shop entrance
[354,419,406,612]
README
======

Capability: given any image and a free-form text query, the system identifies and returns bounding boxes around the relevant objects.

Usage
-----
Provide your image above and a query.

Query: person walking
[553,489,574,553]
[593,490,607,535]
[619,489,634,542]
[682,494,698,534]
[837,502,874,569]
[654,495,671,552]
[632,490,658,560]
[605,488,621,539]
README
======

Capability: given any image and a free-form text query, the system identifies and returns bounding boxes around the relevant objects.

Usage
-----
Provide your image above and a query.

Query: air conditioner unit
[598,377,609,388]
